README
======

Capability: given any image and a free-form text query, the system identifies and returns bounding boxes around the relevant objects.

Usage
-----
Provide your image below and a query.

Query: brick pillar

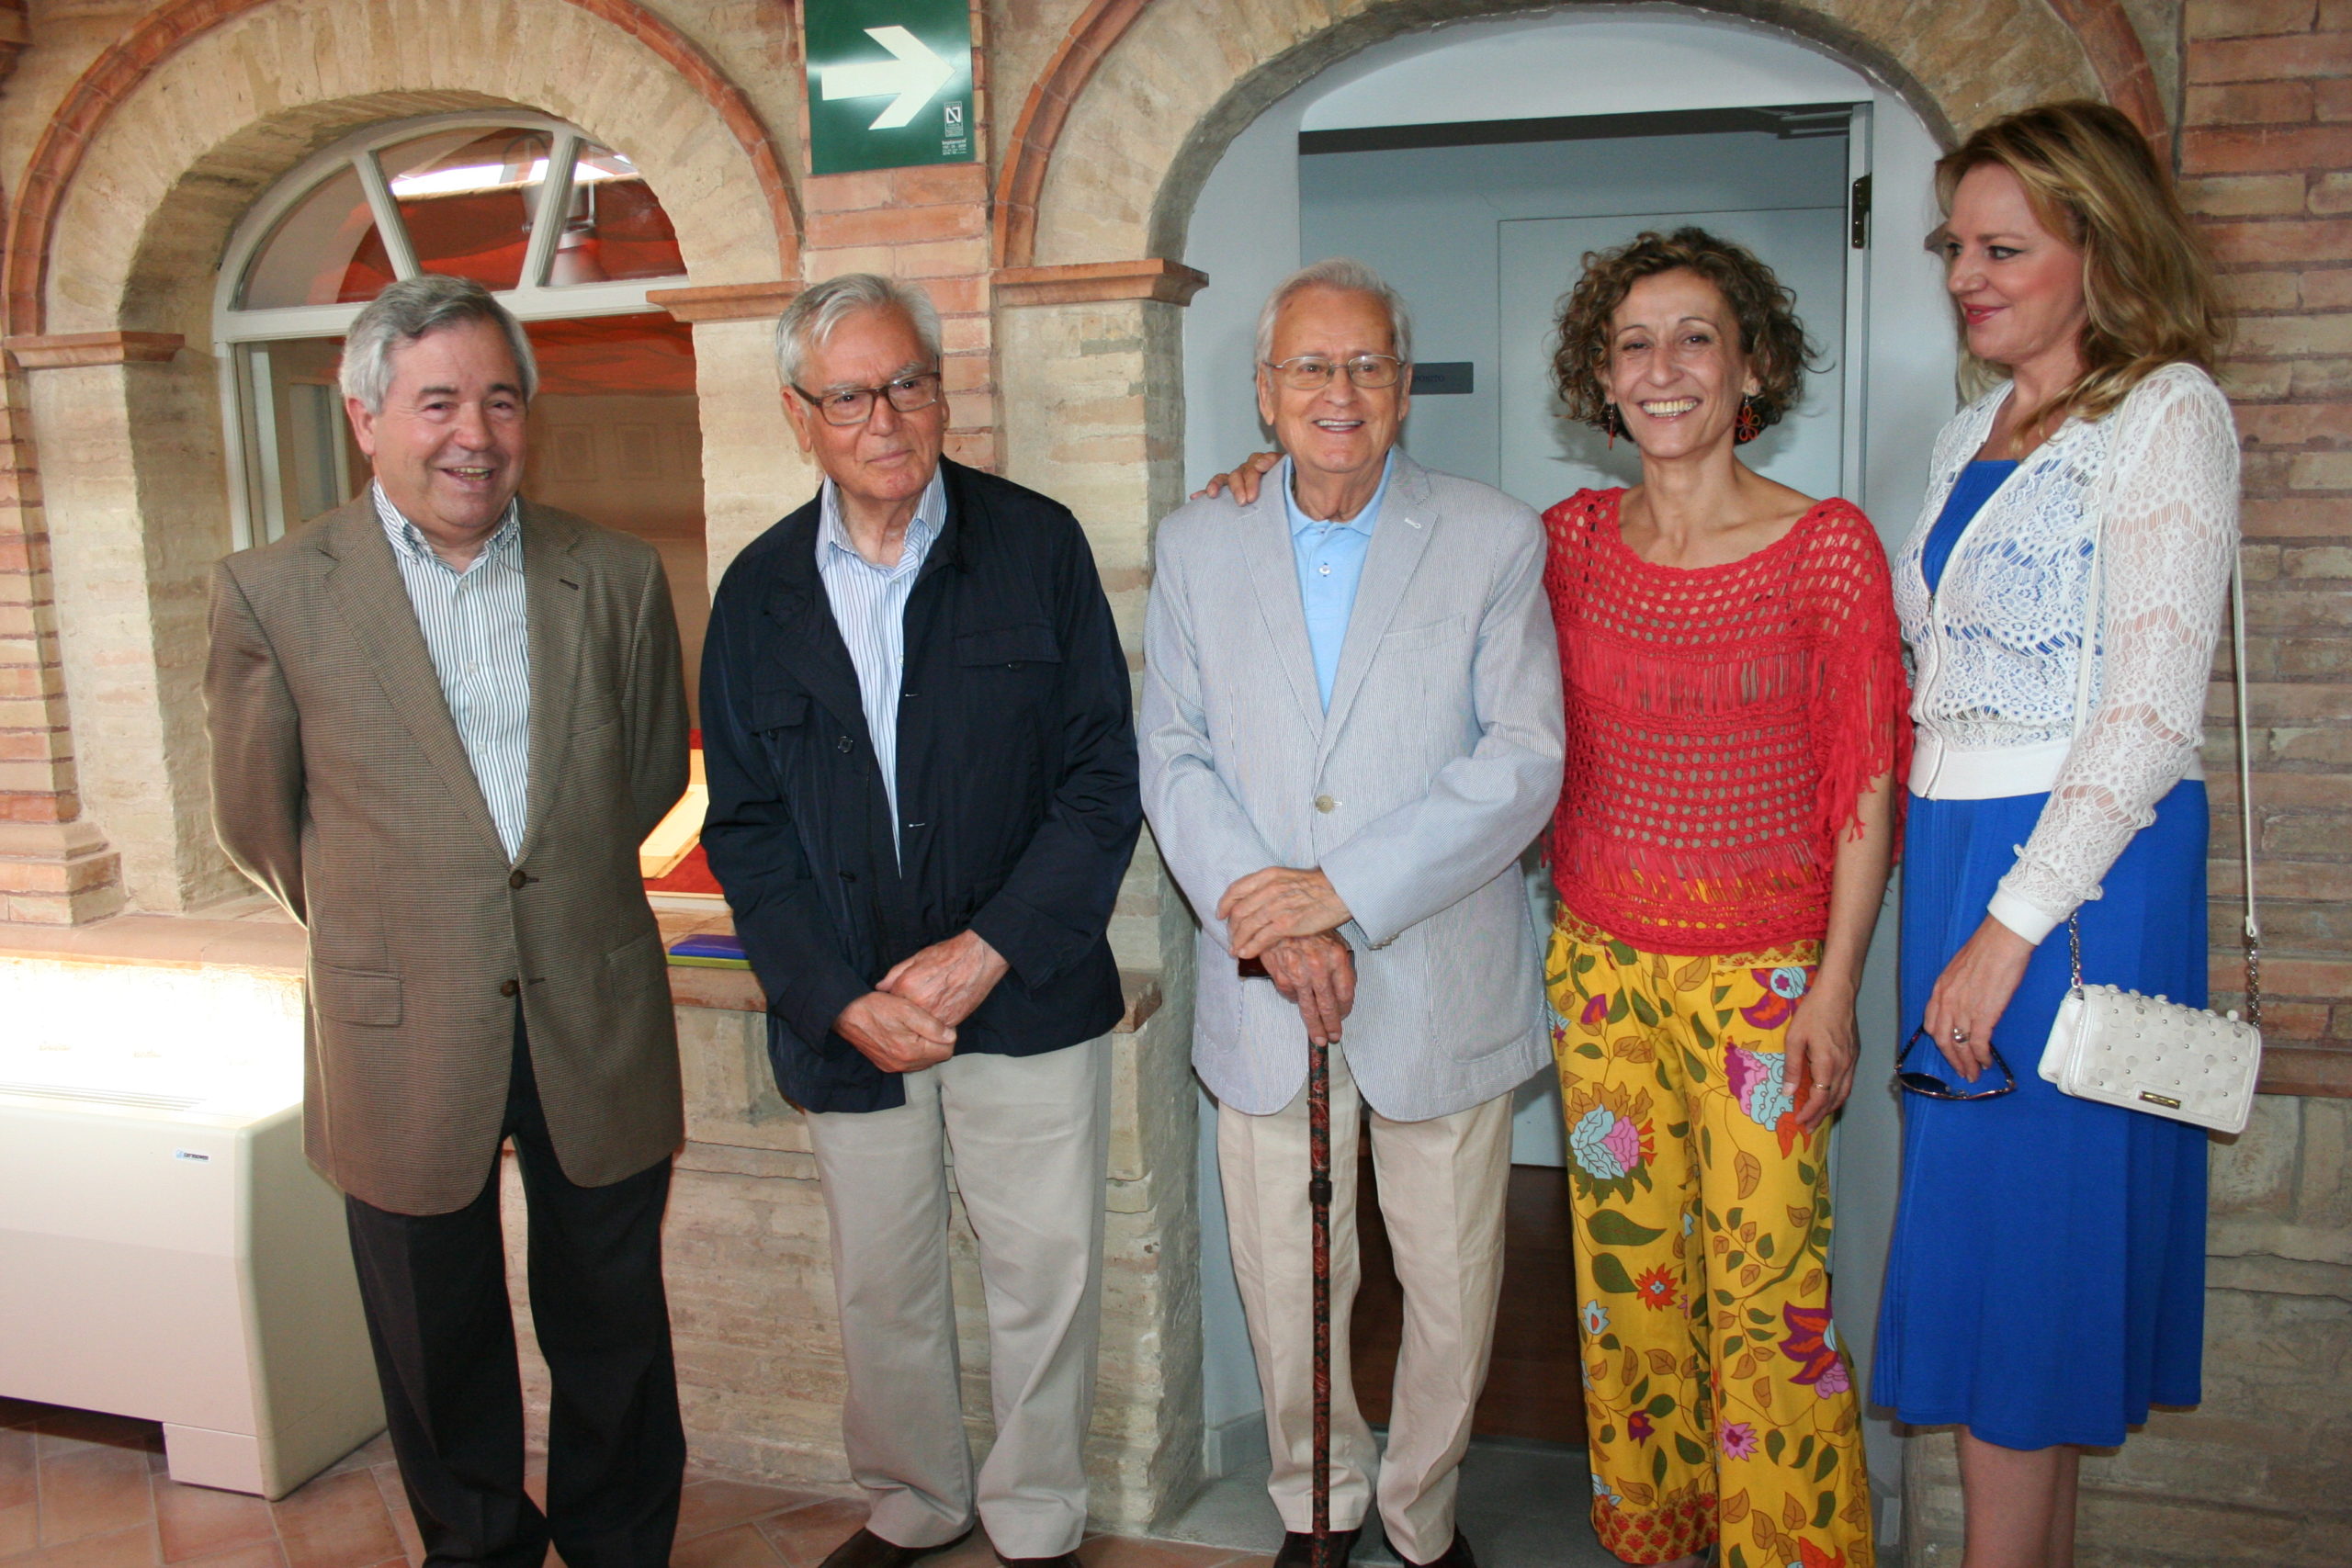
[2181,0,2352,1093]
[798,0,999,473]
[0,366,124,924]
[0,1,125,923]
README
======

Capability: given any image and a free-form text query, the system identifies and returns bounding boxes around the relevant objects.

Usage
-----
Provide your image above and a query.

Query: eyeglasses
[1894,1026,2016,1100]
[1262,354,1406,391]
[791,371,944,426]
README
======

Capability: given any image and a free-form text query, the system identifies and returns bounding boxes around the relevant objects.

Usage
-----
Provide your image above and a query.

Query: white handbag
[2037,530,2263,1136]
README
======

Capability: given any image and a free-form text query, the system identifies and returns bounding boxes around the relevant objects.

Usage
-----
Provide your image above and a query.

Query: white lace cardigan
[1893,361,2241,944]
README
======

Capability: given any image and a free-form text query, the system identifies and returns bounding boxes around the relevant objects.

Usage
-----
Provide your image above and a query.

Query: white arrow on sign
[820,26,956,131]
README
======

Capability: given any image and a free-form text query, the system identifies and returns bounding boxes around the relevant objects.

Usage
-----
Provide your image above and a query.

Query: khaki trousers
[1217,1045,1514,1564]
[803,1041,1111,1558]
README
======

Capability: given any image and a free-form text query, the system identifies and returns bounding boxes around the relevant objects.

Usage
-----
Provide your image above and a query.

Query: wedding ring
[1951,1026,1969,1044]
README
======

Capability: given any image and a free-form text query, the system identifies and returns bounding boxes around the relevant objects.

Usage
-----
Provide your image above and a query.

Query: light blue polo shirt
[1283,452,1394,709]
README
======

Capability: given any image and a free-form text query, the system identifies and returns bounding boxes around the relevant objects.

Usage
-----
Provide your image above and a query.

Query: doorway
[1180,10,1957,1541]
[1313,105,1858,1450]
[1298,109,1859,508]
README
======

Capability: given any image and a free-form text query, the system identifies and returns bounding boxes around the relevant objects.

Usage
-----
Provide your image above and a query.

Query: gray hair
[338,275,538,413]
[1254,257,1414,368]
[775,273,944,388]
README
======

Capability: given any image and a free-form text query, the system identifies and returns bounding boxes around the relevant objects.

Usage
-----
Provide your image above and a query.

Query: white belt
[1909,732,2204,800]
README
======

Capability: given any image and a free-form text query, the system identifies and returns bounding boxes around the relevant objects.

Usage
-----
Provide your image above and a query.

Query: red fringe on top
[1543,489,1913,956]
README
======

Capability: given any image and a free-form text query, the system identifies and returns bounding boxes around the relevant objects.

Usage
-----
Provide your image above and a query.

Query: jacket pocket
[954,622,1062,669]
[1381,613,1470,653]
[605,930,664,998]
[312,964,402,1027]
[752,688,810,731]
[571,687,622,734]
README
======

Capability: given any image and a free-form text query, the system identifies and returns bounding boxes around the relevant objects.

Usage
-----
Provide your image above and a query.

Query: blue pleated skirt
[1872,779,2211,1450]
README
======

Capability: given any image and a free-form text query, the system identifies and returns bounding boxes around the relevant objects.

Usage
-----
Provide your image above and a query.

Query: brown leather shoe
[818,1527,977,1568]
[1399,1532,1476,1568]
[1271,1528,1361,1568]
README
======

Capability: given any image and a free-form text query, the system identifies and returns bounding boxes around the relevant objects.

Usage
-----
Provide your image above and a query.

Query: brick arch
[993,0,2162,271]
[4,0,800,336]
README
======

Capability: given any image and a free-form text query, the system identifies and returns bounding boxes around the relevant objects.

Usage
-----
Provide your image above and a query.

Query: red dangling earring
[1602,402,1624,449]
[1734,395,1763,446]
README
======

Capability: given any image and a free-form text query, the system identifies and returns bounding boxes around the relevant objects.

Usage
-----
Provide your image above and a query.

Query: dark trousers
[344,1020,684,1568]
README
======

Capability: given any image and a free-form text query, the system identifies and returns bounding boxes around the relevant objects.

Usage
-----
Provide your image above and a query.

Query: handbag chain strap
[2232,547,2262,1029]
[2067,494,2261,1026]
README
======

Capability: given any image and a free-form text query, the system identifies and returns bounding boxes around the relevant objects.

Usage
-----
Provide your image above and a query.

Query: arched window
[214,112,710,716]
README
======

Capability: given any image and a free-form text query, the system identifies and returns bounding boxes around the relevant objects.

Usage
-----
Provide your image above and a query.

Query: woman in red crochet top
[1542,230,1906,1568]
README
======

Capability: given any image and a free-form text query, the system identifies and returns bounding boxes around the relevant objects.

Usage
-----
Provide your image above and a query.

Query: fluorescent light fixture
[389,153,641,201]
[390,157,550,198]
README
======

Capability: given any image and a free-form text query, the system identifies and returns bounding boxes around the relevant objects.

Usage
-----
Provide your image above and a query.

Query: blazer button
[499,978,520,998]
[837,735,854,754]
[1315,794,1338,814]
[508,869,529,889]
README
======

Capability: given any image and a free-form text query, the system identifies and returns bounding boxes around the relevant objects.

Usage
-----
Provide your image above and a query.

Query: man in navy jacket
[700,275,1138,1568]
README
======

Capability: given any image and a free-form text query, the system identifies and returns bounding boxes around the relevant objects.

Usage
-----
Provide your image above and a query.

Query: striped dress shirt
[815,468,945,858]
[373,482,532,861]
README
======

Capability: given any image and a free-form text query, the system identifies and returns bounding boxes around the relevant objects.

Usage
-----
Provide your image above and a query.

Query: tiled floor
[1160,1437,1621,1568]
[0,1399,1272,1568]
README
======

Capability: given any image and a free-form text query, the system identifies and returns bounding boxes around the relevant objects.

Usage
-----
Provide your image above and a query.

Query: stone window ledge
[0,905,1165,1033]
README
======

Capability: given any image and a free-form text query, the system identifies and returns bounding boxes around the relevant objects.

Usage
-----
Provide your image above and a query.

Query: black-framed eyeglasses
[791,371,944,426]
[1894,1026,2017,1100]
[1261,354,1406,391]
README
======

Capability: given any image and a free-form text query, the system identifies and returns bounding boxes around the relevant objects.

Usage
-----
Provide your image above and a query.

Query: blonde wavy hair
[1936,100,2228,438]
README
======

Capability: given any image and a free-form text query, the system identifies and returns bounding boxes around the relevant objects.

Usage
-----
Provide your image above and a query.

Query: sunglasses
[1894,1025,2016,1100]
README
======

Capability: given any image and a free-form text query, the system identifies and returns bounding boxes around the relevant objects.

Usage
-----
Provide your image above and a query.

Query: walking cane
[1240,954,1336,1568]
[1306,1017,1334,1568]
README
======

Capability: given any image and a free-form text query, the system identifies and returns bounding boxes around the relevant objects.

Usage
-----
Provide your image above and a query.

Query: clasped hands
[1221,865,1356,1047]
[833,930,1010,1075]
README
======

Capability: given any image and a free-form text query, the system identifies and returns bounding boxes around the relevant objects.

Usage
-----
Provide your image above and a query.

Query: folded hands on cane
[1260,935,1355,1045]
[1221,865,1356,1044]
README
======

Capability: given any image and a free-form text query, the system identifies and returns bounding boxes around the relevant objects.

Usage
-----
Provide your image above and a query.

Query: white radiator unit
[0,955,384,1497]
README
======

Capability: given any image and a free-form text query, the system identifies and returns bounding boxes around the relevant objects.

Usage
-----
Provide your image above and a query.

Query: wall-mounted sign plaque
[804,0,978,175]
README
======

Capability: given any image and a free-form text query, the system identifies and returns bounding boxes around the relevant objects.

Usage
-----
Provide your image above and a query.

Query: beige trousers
[802,1040,1111,1558]
[1217,1045,1514,1565]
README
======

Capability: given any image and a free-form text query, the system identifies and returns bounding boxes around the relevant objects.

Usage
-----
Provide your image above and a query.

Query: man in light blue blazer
[1140,260,1563,1568]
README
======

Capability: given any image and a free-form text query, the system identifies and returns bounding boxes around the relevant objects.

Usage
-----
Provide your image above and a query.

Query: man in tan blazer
[207,275,689,1567]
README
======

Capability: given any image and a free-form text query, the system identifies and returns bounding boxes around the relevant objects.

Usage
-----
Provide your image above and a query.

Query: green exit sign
[804,0,977,176]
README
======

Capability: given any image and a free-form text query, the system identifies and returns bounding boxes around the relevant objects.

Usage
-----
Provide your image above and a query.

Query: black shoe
[819,1527,977,1568]
[1272,1529,1361,1568]
[992,1553,1080,1568]
[1400,1532,1476,1568]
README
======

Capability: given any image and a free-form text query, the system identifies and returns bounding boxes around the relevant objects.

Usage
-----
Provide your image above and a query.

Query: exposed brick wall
[797,0,1001,474]
[0,362,123,924]
[0,2,120,924]
[0,372,61,820]
[2180,0,2352,1086]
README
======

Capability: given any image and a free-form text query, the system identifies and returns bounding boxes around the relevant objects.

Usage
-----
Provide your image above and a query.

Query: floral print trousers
[1545,913,1874,1568]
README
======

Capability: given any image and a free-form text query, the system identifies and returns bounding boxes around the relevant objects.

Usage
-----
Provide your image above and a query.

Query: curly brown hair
[1548,227,1814,436]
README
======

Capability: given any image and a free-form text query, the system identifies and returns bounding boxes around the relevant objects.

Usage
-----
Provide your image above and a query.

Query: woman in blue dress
[1875,102,2239,1568]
